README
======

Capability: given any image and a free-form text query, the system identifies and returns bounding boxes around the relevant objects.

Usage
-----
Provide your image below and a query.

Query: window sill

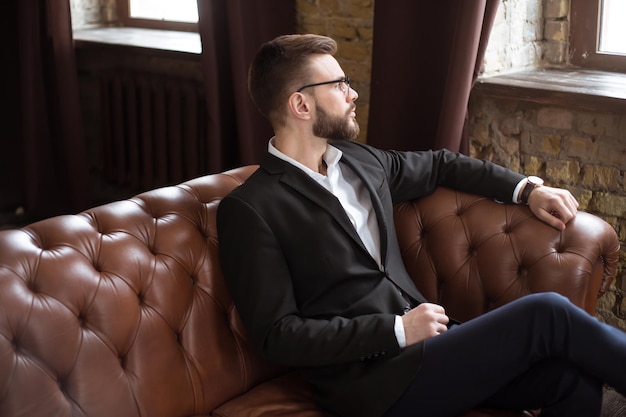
[73,27,201,55]
[472,68,626,113]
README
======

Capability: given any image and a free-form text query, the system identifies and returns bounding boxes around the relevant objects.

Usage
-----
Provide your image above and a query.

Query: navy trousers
[383,292,626,417]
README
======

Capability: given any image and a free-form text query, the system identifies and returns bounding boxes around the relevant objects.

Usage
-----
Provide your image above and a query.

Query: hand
[527,185,579,231]
[402,303,449,346]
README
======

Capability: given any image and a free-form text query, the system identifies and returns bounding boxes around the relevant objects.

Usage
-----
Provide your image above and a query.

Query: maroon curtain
[367,0,500,154]
[1,0,88,222]
[198,0,295,172]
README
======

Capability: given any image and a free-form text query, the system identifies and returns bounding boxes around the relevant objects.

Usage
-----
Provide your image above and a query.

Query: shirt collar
[267,137,343,177]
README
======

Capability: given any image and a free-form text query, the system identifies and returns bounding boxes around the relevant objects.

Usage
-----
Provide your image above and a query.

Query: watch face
[528,176,544,186]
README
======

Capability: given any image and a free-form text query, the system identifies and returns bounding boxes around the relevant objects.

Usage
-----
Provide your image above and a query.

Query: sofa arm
[394,187,620,320]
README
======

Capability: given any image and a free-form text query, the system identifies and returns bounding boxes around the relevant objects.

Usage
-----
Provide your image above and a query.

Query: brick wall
[482,0,569,75]
[70,0,116,29]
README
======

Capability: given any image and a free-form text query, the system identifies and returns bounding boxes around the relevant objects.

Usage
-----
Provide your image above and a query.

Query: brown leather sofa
[0,165,620,417]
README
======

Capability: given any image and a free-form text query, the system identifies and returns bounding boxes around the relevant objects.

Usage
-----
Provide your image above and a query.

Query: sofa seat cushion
[212,373,330,417]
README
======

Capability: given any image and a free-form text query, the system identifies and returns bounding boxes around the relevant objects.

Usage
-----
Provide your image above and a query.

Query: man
[217,34,626,417]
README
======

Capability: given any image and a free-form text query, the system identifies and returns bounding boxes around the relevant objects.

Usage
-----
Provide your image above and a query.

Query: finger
[423,303,445,314]
[560,192,579,217]
[555,199,578,224]
[537,209,566,231]
[568,193,580,209]
[548,207,571,224]
[438,313,450,325]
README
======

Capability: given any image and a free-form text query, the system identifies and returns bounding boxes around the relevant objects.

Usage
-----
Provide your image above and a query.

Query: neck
[318,159,328,176]
[273,132,328,174]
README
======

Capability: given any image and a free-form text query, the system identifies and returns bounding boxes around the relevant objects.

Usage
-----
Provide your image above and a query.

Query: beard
[312,102,360,141]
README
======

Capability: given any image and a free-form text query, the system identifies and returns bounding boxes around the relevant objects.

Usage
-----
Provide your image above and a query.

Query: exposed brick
[544,0,568,19]
[343,0,374,19]
[330,19,372,42]
[589,192,626,217]
[527,133,562,155]
[582,165,621,190]
[470,121,491,146]
[546,159,580,183]
[330,19,359,40]
[522,155,544,176]
[543,41,568,65]
[619,219,626,243]
[498,134,521,155]
[356,24,374,41]
[297,16,328,35]
[499,112,523,136]
[597,143,626,169]
[597,289,617,317]
[537,108,573,130]
[336,40,370,62]
[577,113,620,137]
[572,188,593,210]
[340,61,370,88]
[470,142,495,163]
[320,0,373,18]
[484,133,521,172]
[295,0,319,15]
[70,0,116,28]
[544,20,567,41]
[564,135,598,160]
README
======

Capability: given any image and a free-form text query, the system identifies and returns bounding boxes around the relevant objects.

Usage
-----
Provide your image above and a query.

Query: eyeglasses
[296,76,351,95]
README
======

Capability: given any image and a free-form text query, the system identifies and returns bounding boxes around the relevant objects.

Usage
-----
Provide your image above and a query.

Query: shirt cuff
[394,315,406,348]
[513,177,528,204]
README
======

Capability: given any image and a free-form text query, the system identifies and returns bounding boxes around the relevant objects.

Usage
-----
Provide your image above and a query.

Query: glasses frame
[296,76,351,93]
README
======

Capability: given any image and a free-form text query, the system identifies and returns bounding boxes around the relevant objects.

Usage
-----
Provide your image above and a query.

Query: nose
[348,86,358,102]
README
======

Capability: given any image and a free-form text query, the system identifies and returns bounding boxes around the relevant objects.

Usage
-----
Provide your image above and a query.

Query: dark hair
[248,34,337,126]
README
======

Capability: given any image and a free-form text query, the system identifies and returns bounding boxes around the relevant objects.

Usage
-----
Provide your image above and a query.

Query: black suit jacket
[217,141,524,417]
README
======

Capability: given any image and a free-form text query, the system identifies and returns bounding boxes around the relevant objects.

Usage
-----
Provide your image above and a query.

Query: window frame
[570,0,626,72]
[116,0,199,33]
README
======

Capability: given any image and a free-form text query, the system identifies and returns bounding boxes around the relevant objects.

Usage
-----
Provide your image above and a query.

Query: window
[116,0,199,32]
[570,0,626,72]
[598,0,626,55]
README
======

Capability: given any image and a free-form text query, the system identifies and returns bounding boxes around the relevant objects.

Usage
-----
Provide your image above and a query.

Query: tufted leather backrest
[0,166,280,417]
[0,166,620,417]
[393,187,620,321]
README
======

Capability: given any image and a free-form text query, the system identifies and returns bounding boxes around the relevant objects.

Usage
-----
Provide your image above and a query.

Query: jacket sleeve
[217,194,402,368]
[351,143,525,204]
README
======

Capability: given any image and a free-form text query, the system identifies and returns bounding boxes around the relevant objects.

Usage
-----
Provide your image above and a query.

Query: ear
[287,92,312,121]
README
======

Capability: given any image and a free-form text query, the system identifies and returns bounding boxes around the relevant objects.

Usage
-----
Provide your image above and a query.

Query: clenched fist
[402,303,450,346]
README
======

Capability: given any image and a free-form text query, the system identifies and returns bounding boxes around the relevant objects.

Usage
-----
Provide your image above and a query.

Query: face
[299,54,359,141]
[312,100,360,141]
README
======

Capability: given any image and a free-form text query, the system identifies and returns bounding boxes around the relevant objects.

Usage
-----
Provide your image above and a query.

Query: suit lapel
[262,153,370,256]
[338,152,389,266]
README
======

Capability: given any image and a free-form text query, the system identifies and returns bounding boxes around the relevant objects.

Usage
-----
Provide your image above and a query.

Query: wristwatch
[520,176,544,205]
